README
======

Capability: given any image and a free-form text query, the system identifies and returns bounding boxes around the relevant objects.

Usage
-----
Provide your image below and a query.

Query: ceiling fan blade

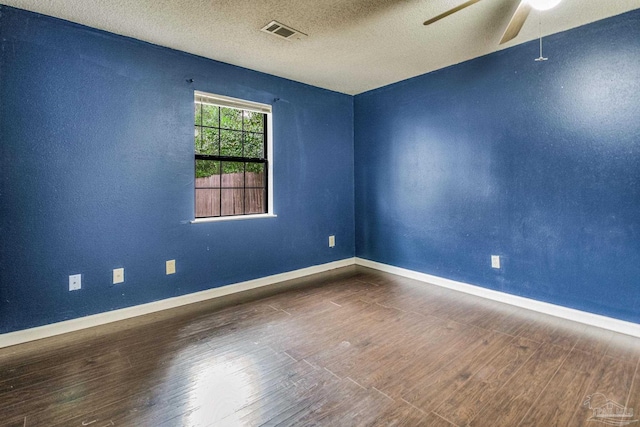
[423,0,483,26]
[499,1,532,44]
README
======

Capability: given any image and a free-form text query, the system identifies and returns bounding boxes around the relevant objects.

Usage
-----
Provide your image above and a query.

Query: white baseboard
[356,257,640,338]
[0,258,356,349]
[4,256,637,349]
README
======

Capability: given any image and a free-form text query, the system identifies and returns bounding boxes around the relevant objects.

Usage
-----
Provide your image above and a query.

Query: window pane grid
[194,95,268,218]
[197,124,263,135]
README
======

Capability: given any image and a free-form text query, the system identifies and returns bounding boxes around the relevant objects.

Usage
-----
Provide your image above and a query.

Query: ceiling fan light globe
[528,0,562,11]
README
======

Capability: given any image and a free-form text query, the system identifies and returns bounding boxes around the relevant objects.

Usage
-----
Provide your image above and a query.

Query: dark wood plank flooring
[1,266,640,426]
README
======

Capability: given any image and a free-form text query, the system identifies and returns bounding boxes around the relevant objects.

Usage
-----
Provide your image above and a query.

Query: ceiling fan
[423,0,562,44]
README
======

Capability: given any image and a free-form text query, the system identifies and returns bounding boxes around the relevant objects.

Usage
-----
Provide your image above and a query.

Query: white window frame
[191,91,275,223]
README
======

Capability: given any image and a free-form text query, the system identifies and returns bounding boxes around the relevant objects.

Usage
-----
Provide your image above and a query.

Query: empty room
[1,0,640,425]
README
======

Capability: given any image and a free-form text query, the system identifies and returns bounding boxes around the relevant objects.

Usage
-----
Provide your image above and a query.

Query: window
[193,91,272,219]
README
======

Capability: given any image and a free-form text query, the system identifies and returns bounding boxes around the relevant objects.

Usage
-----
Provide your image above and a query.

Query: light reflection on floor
[180,351,258,426]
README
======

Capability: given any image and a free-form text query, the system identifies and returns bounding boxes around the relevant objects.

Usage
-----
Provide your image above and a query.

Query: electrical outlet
[113,268,124,284]
[69,274,81,291]
[166,259,176,275]
[491,255,501,269]
[329,235,335,247]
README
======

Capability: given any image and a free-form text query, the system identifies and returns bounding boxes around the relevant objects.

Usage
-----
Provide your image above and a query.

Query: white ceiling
[4,0,640,94]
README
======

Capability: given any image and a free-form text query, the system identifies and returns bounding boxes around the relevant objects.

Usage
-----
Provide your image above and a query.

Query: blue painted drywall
[355,9,640,322]
[0,6,355,334]
[2,4,639,335]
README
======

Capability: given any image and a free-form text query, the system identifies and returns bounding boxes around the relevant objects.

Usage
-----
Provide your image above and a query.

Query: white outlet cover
[113,268,124,284]
[166,259,176,275]
[69,274,82,291]
[329,235,335,247]
[491,255,501,269]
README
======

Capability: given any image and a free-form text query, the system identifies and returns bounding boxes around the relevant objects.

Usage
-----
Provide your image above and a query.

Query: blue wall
[355,10,640,322]
[0,6,355,334]
[2,5,639,335]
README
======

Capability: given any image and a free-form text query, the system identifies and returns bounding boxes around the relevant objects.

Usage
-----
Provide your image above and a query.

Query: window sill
[191,213,277,224]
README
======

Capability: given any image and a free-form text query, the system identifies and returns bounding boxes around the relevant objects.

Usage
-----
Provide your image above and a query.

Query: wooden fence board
[195,172,265,217]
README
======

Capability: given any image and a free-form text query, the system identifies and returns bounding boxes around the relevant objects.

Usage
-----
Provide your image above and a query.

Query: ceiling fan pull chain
[535,17,548,61]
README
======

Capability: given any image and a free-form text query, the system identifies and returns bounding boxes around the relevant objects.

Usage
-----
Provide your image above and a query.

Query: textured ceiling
[3,0,640,94]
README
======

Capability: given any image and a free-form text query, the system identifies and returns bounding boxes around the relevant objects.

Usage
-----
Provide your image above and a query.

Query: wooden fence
[195,172,265,217]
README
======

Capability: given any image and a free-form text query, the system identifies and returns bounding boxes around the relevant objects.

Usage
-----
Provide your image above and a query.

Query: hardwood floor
[1,266,640,426]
